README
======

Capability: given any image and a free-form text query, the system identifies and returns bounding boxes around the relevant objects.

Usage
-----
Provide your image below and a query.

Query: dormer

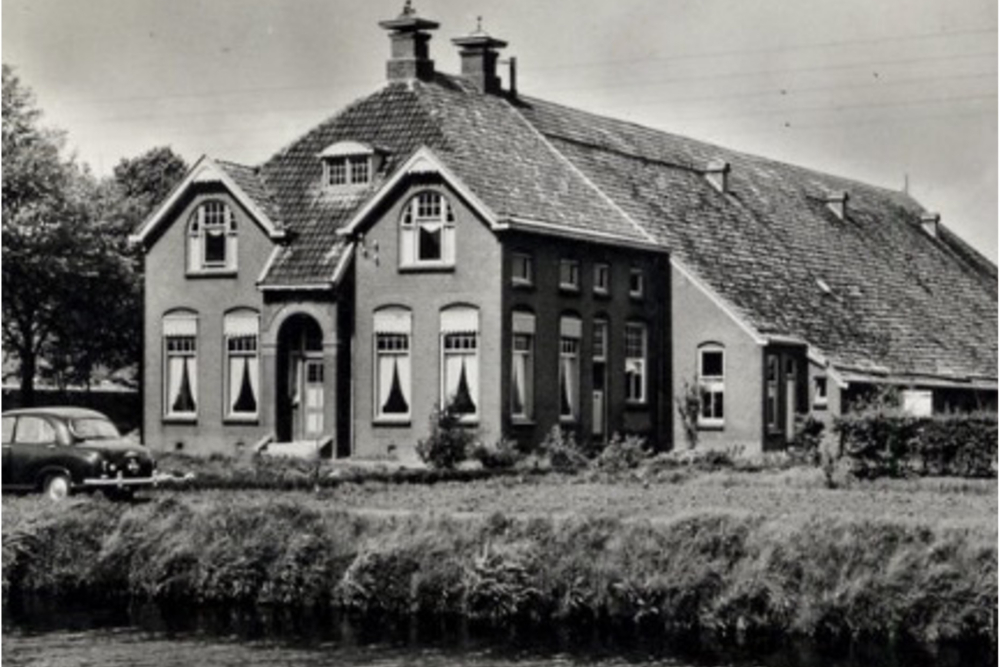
[318,141,384,189]
[920,212,940,238]
[704,158,731,193]
[823,191,849,220]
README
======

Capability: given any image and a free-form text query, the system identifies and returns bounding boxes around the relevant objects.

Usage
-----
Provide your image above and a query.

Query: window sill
[593,289,610,299]
[629,293,645,301]
[559,416,577,425]
[512,280,534,290]
[163,416,197,425]
[399,263,455,274]
[698,422,725,431]
[813,402,828,411]
[625,400,648,410]
[559,285,580,294]
[224,416,260,426]
[510,417,535,427]
[374,417,412,427]
[187,269,237,279]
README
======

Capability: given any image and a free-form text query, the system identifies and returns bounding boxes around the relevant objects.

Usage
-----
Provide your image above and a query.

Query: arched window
[224,310,260,420]
[400,191,455,268]
[698,343,725,427]
[441,306,479,420]
[163,311,198,419]
[559,315,582,422]
[511,311,535,421]
[374,307,412,422]
[188,200,237,273]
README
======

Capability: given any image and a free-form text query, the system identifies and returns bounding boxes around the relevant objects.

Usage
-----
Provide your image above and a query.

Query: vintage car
[1,407,156,500]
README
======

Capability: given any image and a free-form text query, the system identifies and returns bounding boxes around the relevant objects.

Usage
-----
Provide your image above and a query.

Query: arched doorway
[276,314,325,442]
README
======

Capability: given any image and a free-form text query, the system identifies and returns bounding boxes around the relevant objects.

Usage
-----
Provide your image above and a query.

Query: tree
[2,64,92,404]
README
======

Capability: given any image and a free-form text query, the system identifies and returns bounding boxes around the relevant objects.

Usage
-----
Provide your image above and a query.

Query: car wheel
[43,473,72,501]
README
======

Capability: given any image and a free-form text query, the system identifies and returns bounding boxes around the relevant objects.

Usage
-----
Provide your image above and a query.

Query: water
[2,599,991,667]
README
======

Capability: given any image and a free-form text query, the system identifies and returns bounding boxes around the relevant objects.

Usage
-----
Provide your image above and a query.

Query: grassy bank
[3,482,996,650]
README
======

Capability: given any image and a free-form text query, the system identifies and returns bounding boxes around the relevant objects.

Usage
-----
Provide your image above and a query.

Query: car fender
[33,464,75,491]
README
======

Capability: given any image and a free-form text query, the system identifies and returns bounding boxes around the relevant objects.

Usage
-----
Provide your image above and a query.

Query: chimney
[824,191,849,220]
[452,17,508,95]
[379,1,440,83]
[920,212,940,238]
[705,158,731,193]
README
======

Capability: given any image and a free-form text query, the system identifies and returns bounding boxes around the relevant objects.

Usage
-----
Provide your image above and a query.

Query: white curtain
[228,354,259,415]
[560,353,578,419]
[377,352,411,416]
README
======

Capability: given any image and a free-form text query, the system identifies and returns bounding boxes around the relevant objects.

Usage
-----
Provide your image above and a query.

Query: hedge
[834,412,998,479]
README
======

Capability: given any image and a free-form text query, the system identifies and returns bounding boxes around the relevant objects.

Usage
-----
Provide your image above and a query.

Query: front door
[277,314,326,443]
[301,359,325,440]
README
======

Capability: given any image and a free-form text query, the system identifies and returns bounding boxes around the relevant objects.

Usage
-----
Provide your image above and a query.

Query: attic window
[705,158,730,193]
[920,213,940,238]
[824,191,849,220]
[319,141,381,188]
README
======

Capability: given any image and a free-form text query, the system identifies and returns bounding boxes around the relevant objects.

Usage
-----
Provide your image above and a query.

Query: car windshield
[70,418,121,440]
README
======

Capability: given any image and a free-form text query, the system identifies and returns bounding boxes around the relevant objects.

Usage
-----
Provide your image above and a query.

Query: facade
[132,4,998,459]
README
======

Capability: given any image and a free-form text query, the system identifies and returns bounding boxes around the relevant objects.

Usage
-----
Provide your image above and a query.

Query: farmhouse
[131,4,998,458]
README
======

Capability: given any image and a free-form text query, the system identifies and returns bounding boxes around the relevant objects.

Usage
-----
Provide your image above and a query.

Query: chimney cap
[452,17,508,49]
[379,0,440,32]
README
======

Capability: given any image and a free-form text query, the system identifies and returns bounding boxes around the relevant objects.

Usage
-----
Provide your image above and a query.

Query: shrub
[675,378,701,450]
[539,426,588,472]
[471,439,525,470]
[593,433,648,473]
[416,403,476,470]
[834,411,997,479]
[789,415,825,465]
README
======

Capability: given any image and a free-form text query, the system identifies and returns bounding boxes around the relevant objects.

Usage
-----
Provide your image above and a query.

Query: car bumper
[82,475,158,488]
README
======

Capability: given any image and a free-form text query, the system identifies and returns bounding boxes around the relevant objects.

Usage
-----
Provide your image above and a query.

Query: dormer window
[188,200,237,274]
[400,190,455,268]
[319,141,380,189]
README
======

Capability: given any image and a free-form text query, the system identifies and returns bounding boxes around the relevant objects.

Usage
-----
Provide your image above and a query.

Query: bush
[834,411,997,479]
[416,404,476,470]
[789,415,825,465]
[593,433,648,473]
[471,439,524,470]
[539,426,588,472]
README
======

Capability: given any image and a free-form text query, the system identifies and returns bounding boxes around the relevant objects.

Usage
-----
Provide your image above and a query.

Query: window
[164,312,198,420]
[698,345,725,427]
[629,268,645,299]
[187,200,237,273]
[625,322,647,404]
[441,307,479,420]
[374,308,412,422]
[13,416,56,444]
[511,312,535,421]
[400,191,456,267]
[594,264,610,295]
[813,376,828,409]
[766,355,779,430]
[349,156,370,184]
[325,155,371,186]
[327,159,348,186]
[1,416,14,443]
[224,311,259,420]
[559,316,582,421]
[511,253,533,287]
[559,259,580,291]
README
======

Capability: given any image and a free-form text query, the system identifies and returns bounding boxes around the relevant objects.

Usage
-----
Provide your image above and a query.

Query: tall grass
[3,494,995,650]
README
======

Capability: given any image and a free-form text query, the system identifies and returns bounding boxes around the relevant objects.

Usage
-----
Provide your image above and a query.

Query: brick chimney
[379,1,440,82]
[451,18,508,95]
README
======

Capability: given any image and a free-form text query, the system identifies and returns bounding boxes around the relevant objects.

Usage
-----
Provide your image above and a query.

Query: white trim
[671,258,767,345]
[130,155,285,245]
[258,283,333,292]
[329,243,356,284]
[256,246,282,286]
[317,140,376,158]
[339,146,500,237]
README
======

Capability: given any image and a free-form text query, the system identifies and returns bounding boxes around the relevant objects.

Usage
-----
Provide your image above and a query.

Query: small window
[594,264,610,295]
[187,200,237,273]
[374,308,412,422]
[327,158,348,186]
[400,191,456,268]
[559,259,580,291]
[325,155,372,187]
[813,376,828,409]
[349,156,370,184]
[1,416,14,444]
[629,268,645,299]
[14,416,56,445]
[698,345,725,427]
[511,253,533,287]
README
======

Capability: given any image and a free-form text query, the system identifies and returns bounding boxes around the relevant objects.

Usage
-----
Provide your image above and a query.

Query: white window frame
[440,307,479,422]
[187,200,237,274]
[559,259,580,291]
[698,345,725,428]
[511,253,533,287]
[163,313,199,421]
[594,263,610,296]
[511,311,535,422]
[374,308,413,423]
[813,375,828,409]
[559,316,582,422]
[624,322,647,405]
[224,311,260,421]
[629,268,645,299]
[400,190,456,269]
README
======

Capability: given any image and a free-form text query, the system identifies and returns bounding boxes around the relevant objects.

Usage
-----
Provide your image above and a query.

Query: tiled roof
[518,96,997,381]
[224,70,995,381]
[214,159,284,227]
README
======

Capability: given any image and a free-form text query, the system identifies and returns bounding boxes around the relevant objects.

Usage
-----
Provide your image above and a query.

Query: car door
[10,415,59,488]
[2,416,15,487]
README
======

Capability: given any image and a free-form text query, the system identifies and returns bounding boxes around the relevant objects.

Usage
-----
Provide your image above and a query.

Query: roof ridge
[506,95,658,246]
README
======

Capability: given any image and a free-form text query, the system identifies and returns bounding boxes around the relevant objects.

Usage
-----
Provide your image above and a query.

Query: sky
[2,0,997,260]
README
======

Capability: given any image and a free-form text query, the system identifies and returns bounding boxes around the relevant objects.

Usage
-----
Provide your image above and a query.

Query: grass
[2,468,996,651]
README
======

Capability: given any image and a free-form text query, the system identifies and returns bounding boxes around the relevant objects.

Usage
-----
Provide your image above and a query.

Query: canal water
[2,599,990,667]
